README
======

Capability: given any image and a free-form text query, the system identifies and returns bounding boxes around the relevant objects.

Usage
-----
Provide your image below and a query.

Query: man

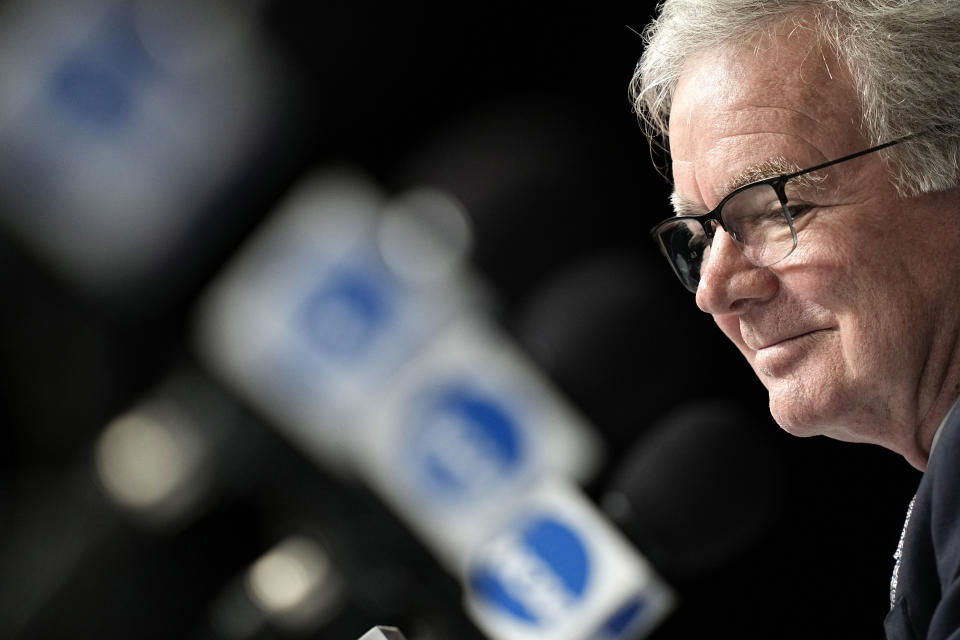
[630,1,960,638]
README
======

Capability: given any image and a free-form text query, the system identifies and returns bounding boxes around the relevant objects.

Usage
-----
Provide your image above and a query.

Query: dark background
[0,2,921,639]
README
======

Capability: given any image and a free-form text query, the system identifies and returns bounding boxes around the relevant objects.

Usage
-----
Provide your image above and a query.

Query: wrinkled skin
[668,25,960,470]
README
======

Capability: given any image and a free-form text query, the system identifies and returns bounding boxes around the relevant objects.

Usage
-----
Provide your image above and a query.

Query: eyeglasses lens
[657,183,797,292]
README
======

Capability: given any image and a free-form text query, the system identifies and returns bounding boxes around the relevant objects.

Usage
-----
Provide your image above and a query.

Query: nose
[695,229,778,315]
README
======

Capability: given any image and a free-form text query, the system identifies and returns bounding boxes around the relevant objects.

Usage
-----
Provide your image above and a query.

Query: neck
[905,331,960,471]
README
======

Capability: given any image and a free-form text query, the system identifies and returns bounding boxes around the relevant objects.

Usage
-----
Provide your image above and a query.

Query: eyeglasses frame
[649,132,921,292]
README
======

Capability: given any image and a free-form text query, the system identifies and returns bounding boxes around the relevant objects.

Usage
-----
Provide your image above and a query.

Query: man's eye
[751,205,789,226]
[785,203,814,219]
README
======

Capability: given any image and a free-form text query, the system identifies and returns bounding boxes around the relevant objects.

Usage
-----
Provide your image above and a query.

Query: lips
[743,327,828,352]
[743,327,834,376]
[757,333,808,350]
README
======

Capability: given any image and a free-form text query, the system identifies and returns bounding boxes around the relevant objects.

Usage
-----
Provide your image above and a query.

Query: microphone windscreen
[602,400,783,581]
[509,250,725,452]
[390,99,625,299]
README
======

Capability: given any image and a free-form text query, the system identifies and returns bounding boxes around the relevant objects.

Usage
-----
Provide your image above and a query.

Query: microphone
[348,315,603,572]
[600,400,783,583]
[390,98,633,300]
[3,360,289,640]
[192,167,490,479]
[193,166,603,573]
[602,400,920,639]
[358,626,408,640]
[198,533,357,640]
[462,476,674,640]
[461,399,785,640]
[507,249,715,457]
[190,163,616,633]
[0,0,296,313]
[9,356,483,640]
[191,429,489,640]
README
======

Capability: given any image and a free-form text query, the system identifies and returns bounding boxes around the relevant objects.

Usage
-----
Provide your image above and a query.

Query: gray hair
[630,0,960,195]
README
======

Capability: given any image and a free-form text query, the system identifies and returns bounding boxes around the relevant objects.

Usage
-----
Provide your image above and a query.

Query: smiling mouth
[754,328,831,351]
[749,328,835,376]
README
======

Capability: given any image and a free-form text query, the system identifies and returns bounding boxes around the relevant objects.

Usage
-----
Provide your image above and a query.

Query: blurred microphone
[508,250,750,460]
[462,477,674,640]
[191,440,488,640]
[197,533,355,640]
[0,0,298,314]
[348,315,603,572]
[3,360,281,640]
[14,357,477,640]
[390,98,630,301]
[193,167,491,478]
[600,400,783,584]
[358,626,408,640]
[91,362,281,532]
[192,166,604,572]
[462,400,784,640]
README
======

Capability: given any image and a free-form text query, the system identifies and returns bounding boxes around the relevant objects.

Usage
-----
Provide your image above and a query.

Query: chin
[769,396,880,445]
[766,390,838,439]
[761,365,855,436]
[772,416,822,439]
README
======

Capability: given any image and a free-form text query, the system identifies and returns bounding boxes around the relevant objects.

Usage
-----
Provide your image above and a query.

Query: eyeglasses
[649,134,918,293]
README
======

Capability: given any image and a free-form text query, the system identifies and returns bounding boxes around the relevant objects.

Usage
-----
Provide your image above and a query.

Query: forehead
[668,25,864,207]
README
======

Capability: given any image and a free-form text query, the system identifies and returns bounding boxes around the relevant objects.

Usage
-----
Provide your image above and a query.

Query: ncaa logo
[468,514,590,626]
[407,382,526,500]
[298,264,394,359]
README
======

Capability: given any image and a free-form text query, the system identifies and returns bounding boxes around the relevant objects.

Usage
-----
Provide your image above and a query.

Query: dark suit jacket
[885,404,960,639]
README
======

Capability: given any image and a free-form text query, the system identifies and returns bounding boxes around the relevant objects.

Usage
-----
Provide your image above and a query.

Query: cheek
[779,221,872,316]
[785,223,858,285]
[795,233,927,381]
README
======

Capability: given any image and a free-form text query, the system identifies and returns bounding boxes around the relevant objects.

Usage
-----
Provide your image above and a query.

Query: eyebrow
[670,192,705,216]
[670,156,824,215]
[721,157,800,194]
